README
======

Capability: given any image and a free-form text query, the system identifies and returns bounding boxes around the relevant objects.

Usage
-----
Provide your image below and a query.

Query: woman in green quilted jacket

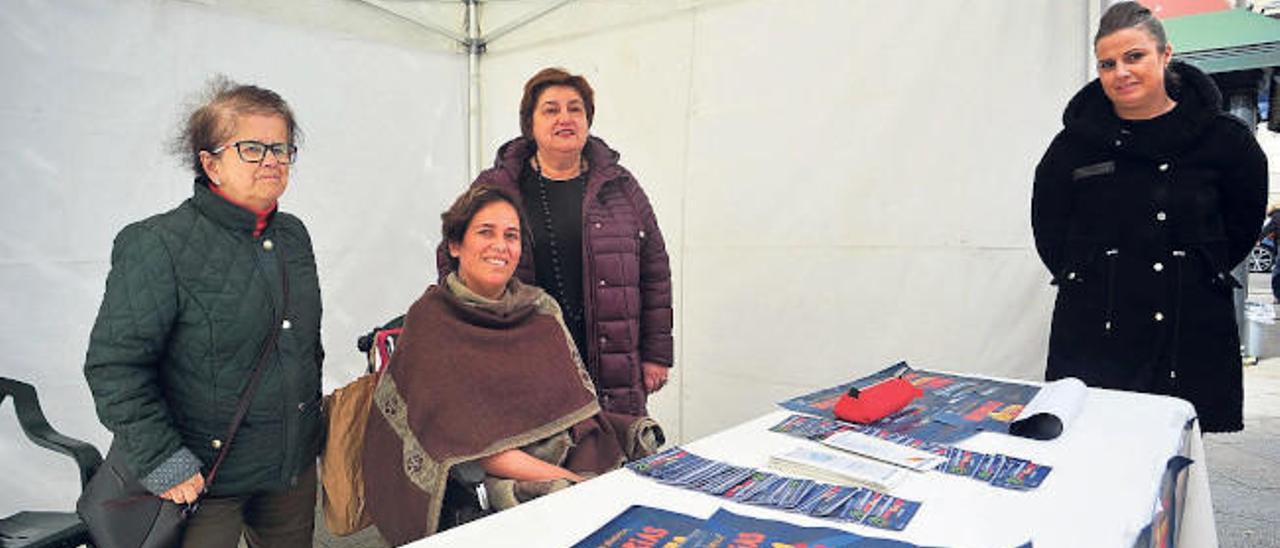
[83,78,324,547]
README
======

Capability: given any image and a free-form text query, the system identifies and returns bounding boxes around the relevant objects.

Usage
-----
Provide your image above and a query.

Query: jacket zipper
[581,174,628,407]
[1104,248,1119,333]
[581,178,602,385]
[1169,249,1187,384]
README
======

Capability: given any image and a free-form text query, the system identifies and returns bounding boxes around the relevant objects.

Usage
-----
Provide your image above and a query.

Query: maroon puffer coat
[437,135,673,415]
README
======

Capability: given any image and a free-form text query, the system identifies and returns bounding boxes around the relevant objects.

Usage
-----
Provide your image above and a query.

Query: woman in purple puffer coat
[438,67,673,416]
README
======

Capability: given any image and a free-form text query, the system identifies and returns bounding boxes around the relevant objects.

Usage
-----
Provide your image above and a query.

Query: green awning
[1166,9,1280,73]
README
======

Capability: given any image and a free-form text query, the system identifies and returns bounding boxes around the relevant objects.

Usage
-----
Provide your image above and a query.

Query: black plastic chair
[0,377,103,548]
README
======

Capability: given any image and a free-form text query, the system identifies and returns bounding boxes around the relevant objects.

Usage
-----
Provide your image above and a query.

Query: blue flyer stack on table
[627,447,922,531]
[573,504,922,548]
[773,361,1053,490]
[770,414,1053,490]
[779,362,1041,444]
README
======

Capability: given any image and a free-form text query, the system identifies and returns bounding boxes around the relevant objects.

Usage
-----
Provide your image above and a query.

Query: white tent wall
[1,0,1094,520]
[0,0,467,516]
[480,0,1091,442]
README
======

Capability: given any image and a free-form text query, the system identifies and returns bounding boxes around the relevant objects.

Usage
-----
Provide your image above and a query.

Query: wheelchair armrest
[448,460,486,485]
[0,378,104,488]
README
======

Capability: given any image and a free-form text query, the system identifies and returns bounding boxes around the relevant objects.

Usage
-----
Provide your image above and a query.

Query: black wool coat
[1031,61,1267,433]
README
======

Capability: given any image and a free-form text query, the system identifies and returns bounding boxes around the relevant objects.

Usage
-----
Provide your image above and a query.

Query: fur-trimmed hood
[1061,60,1227,158]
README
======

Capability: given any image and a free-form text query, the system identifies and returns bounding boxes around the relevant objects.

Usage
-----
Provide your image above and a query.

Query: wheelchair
[355,316,492,532]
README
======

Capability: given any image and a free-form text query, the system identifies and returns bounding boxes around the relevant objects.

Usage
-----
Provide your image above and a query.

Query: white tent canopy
[0,0,1089,516]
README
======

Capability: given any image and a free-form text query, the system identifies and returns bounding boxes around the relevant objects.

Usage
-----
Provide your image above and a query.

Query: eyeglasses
[209,140,298,165]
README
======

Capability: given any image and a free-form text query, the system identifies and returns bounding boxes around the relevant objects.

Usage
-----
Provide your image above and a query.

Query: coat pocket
[1190,246,1242,297]
[1053,245,1119,334]
[1050,245,1098,286]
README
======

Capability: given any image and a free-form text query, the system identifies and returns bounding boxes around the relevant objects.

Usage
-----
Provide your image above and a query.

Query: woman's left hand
[642,362,669,393]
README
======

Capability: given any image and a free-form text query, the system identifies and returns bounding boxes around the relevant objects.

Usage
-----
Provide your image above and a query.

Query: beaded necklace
[530,154,588,330]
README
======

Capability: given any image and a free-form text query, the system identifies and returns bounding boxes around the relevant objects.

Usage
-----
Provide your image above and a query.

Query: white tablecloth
[412,386,1215,548]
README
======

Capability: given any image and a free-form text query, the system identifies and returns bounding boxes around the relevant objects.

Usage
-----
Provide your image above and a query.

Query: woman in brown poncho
[362,186,660,546]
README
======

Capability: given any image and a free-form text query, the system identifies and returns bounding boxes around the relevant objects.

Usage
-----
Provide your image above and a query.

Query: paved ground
[314,517,386,548]
[1206,273,1280,548]
[1205,359,1280,548]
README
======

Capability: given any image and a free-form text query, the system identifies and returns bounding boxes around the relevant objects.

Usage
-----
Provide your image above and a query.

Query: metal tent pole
[356,0,578,181]
[467,0,482,181]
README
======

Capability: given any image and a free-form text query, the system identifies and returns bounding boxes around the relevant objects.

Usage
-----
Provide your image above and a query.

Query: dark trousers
[181,465,316,548]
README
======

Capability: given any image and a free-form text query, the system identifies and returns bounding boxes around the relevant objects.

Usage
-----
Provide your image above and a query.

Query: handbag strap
[204,246,291,489]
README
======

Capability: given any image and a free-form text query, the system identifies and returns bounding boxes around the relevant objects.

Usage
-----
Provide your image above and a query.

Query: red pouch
[833,377,923,424]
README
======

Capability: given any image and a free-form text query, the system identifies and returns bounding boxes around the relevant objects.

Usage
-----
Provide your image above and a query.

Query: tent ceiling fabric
[1,0,1088,517]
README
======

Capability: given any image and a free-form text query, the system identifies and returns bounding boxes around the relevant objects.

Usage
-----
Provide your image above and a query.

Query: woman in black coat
[1031,2,1267,433]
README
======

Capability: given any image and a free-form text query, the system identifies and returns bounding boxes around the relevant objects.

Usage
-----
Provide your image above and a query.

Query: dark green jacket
[84,181,323,496]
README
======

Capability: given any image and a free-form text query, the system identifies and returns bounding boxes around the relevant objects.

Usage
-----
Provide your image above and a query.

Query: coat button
[638,230,646,239]
[1170,370,1177,380]
[1114,139,1123,147]
[598,279,606,286]
[211,439,223,450]
[1158,163,1169,172]
[1104,321,1112,331]
[297,402,306,411]
[1066,272,1076,280]
[262,239,274,251]
[1153,262,1164,272]
[594,222,602,229]
[599,336,607,345]
[282,319,292,330]
[1154,312,1165,322]
[1155,211,1167,222]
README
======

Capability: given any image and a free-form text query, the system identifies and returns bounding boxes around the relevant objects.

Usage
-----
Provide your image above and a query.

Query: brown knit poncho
[361,275,630,545]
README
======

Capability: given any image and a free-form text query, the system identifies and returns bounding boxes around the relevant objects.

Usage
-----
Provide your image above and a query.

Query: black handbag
[77,255,289,548]
[76,444,193,548]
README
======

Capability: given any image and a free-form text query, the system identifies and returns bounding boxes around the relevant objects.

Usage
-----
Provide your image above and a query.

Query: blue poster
[778,362,1040,444]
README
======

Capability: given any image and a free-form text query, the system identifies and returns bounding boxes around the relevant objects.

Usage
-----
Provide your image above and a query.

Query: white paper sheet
[1009,377,1087,440]
[821,430,946,472]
